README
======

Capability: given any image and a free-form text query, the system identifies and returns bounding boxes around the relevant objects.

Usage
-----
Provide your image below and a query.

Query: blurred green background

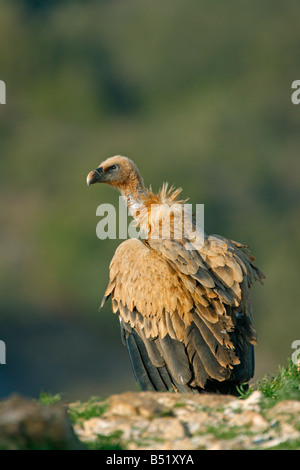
[0,0,299,400]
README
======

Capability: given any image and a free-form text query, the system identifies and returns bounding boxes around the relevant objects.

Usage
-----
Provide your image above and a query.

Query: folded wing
[102,235,264,393]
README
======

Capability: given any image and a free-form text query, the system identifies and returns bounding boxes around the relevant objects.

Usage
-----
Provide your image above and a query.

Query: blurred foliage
[257,360,300,403]
[0,0,300,393]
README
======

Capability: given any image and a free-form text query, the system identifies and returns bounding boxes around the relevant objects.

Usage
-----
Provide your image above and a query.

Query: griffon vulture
[87,156,264,394]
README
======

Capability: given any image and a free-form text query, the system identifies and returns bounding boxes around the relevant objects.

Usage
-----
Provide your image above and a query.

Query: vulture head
[87,155,146,205]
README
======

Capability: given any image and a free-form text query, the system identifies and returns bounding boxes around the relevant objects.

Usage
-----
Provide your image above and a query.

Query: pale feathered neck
[121,182,188,237]
[122,182,186,211]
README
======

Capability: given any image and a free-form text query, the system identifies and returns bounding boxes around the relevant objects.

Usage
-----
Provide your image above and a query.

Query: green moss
[201,424,253,440]
[69,396,108,424]
[86,431,124,450]
[264,438,300,450]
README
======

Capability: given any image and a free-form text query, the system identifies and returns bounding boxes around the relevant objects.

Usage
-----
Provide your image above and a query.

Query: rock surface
[0,394,84,450]
[71,391,300,450]
[1,391,299,450]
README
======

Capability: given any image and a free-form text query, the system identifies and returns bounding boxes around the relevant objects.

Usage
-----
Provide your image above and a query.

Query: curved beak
[86,167,103,186]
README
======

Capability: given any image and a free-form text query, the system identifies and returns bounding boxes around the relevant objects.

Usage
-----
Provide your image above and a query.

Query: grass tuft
[38,392,62,406]
[68,396,108,424]
[257,359,300,404]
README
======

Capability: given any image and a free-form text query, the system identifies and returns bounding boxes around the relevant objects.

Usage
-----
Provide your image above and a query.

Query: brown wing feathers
[102,234,263,393]
[121,318,189,392]
[90,156,264,394]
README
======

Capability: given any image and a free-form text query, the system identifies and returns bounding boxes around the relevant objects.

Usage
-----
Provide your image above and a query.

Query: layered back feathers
[89,156,265,393]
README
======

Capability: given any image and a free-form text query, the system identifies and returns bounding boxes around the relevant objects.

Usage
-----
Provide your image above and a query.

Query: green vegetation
[38,392,63,406]
[68,397,125,449]
[201,424,253,441]
[236,359,300,407]
[257,360,300,404]
[236,383,252,400]
[85,431,124,451]
[265,438,300,451]
[68,396,108,424]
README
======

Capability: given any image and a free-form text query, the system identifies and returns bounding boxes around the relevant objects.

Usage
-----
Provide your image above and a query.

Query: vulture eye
[109,164,118,172]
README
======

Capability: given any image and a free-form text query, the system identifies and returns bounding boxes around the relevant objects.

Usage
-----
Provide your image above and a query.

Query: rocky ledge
[0,390,299,450]
[71,390,300,450]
